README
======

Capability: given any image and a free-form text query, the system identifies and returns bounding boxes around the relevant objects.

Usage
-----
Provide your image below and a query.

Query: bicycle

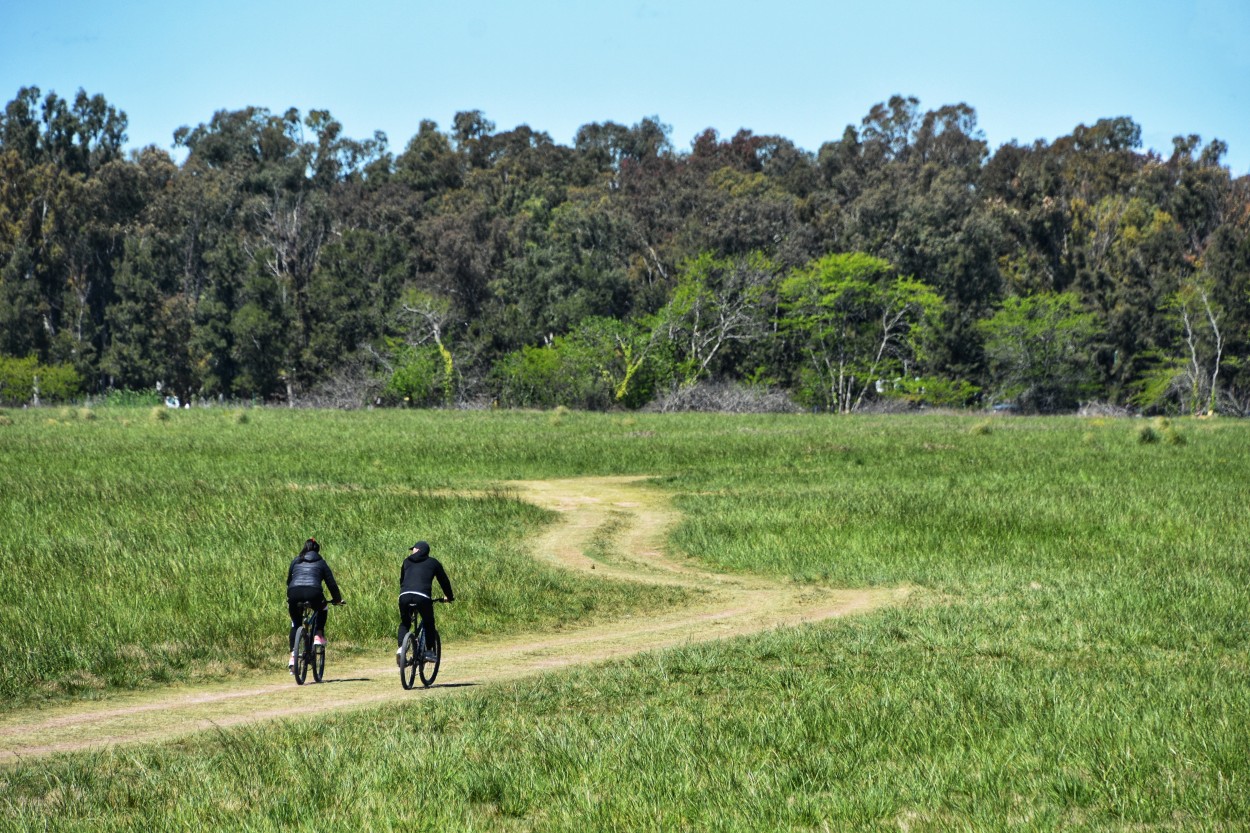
[399,597,448,689]
[292,600,344,685]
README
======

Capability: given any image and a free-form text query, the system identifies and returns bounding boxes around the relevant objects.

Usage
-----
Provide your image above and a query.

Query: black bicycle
[399,598,448,689]
[292,600,344,685]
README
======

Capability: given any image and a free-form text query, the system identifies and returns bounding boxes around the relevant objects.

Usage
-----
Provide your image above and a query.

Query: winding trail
[0,476,906,763]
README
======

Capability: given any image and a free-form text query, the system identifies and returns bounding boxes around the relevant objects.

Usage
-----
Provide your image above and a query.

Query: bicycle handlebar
[297,600,345,610]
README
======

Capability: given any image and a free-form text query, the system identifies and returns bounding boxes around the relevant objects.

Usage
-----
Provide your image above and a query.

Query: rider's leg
[313,597,328,639]
[286,597,303,652]
[415,597,437,655]
[397,600,417,647]
[397,601,417,666]
[288,588,326,652]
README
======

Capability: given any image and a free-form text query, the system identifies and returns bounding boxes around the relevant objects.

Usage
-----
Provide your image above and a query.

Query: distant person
[286,538,344,671]
[397,541,454,664]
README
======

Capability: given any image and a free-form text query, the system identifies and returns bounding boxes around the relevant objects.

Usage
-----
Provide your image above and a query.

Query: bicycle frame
[292,601,326,685]
[399,597,446,690]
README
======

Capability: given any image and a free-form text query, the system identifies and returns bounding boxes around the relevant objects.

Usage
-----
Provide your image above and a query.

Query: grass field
[1,407,1247,830]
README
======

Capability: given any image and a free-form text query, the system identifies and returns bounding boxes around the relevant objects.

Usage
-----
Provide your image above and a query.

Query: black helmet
[409,541,430,557]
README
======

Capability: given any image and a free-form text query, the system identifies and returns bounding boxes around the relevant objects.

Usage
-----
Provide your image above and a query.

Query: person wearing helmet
[397,540,454,665]
[286,537,344,671]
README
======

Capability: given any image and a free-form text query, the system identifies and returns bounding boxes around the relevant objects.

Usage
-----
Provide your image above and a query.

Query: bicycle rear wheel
[418,633,440,688]
[399,633,418,690]
[293,626,312,685]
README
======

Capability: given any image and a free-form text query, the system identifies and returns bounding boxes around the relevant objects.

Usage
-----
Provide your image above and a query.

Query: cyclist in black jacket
[397,540,454,665]
[286,538,344,670]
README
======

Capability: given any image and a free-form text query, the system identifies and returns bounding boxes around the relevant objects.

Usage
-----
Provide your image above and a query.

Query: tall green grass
[0,408,692,705]
[2,409,1247,830]
[3,621,1245,830]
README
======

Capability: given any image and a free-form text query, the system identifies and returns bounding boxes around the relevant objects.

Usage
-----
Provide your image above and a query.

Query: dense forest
[1,86,1247,413]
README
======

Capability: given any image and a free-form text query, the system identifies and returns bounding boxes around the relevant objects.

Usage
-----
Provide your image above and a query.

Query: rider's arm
[435,562,454,602]
[322,562,343,604]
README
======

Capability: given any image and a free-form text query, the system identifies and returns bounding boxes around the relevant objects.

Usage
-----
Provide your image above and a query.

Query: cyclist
[286,537,344,671]
[397,540,454,665]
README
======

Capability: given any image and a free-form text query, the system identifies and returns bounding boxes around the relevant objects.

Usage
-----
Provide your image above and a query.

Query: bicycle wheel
[312,642,325,683]
[399,633,418,690]
[293,626,312,685]
[418,632,441,688]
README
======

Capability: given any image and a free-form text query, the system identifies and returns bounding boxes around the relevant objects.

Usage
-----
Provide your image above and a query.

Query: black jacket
[399,552,454,601]
[287,552,342,603]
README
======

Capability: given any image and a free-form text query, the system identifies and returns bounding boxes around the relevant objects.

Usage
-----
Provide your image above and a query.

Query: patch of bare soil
[0,476,905,763]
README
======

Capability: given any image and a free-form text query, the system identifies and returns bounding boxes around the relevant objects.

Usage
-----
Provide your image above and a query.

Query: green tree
[978,291,1099,412]
[1132,278,1233,415]
[102,237,185,391]
[395,119,462,192]
[492,338,607,410]
[487,196,632,351]
[571,316,672,409]
[306,229,407,376]
[396,289,459,406]
[0,88,135,391]
[660,251,775,386]
[230,260,289,400]
[491,317,671,410]
[381,342,447,407]
[778,253,943,413]
[810,98,999,383]
[0,355,81,404]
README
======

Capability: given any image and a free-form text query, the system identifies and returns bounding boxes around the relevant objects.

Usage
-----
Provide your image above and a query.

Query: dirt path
[0,476,906,763]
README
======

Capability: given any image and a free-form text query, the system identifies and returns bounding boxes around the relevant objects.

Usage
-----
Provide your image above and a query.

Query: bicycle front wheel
[312,642,325,683]
[293,627,312,685]
[418,633,441,688]
[399,633,418,690]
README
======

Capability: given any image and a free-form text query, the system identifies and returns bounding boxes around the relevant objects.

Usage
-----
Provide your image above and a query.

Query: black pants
[288,588,327,652]
[398,596,437,650]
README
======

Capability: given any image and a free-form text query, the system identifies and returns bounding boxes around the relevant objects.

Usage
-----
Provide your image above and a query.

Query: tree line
[1,87,1247,413]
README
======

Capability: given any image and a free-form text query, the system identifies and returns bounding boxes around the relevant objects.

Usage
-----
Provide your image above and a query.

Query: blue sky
[3,0,1248,175]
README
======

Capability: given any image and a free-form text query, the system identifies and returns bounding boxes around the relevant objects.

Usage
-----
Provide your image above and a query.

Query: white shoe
[396,648,404,668]
[288,653,295,672]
